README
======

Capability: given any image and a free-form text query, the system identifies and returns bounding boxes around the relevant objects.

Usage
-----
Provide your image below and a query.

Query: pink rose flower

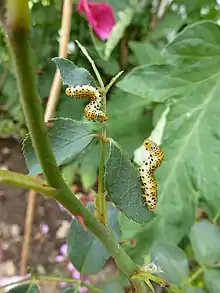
[77,0,115,41]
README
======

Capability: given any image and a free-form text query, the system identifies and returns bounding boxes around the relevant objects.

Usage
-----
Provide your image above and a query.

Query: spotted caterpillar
[139,139,164,211]
[65,85,107,122]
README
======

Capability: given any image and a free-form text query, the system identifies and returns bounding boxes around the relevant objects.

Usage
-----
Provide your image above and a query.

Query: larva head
[143,139,156,151]
[65,87,72,96]
[84,106,108,122]
[96,111,108,122]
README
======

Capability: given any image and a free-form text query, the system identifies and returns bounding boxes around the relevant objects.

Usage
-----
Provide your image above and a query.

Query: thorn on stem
[119,239,136,247]
[76,215,87,232]
[45,121,54,128]
[97,133,109,142]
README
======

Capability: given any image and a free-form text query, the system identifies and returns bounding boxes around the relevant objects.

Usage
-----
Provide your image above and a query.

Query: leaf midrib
[158,82,219,204]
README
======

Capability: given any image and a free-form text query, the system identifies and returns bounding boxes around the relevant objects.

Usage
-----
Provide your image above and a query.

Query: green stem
[133,272,182,293]
[76,39,108,225]
[187,267,203,284]
[96,136,107,224]
[0,170,57,197]
[0,276,31,290]
[105,71,124,94]
[75,40,104,89]
[96,89,108,224]
[0,275,101,293]
[95,69,125,224]
[6,25,64,190]
[213,211,220,225]
[2,2,146,292]
[6,0,30,29]
[37,276,101,293]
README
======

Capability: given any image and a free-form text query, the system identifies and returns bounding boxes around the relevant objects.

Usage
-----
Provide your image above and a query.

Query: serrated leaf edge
[106,138,153,224]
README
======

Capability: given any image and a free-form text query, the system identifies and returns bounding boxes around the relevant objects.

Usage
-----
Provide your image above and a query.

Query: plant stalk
[96,134,107,224]
[7,37,65,189]
[96,70,125,225]
[76,40,108,225]
[0,170,57,197]
[0,275,101,293]
[96,85,108,225]
[187,267,203,284]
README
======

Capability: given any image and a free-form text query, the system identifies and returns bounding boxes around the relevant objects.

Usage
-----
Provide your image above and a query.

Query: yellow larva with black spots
[139,139,164,211]
[65,85,99,101]
[84,100,107,122]
[65,85,107,122]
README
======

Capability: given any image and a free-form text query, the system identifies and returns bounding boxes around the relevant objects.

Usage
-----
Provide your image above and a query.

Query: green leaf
[118,20,220,102]
[102,281,124,293]
[107,89,152,156]
[105,139,155,223]
[151,242,189,287]
[149,11,184,41]
[120,213,145,240]
[105,0,130,12]
[104,7,135,60]
[23,118,94,175]
[95,57,120,76]
[190,220,220,266]
[127,216,190,266]
[38,62,55,99]
[56,94,85,121]
[164,22,220,66]
[102,272,129,292]
[89,28,106,60]
[8,284,40,293]
[80,143,100,189]
[61,161,78,186]
[176,0,216,14]
[118,21,220,240]
[204,269,220,293]
[117,64,186,102]
[184,288,206,293]
[129,41,164,65]
[52,57,96,86]
[68,203,120,275]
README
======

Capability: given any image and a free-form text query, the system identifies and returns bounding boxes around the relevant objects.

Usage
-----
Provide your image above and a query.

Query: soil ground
[0,138,70,292]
